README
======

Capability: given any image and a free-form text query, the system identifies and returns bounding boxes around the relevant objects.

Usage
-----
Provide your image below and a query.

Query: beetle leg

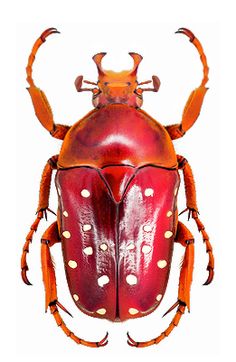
[26,28,70,140]
[21,155,58,285]
[165,28,209,140]
[127,305,186,347]
[21,210,44,285]
[41,223,108,348]
[172,222,194,313]
[192,212,214,285]
[177,155,214,285]
[127,222,194,348]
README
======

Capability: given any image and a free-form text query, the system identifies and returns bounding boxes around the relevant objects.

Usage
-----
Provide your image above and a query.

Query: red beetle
[21,27,214,348]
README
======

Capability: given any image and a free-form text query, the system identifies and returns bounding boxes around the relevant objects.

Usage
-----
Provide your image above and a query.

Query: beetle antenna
[75,75,97,92]
[139,75,161,92]
[84,80,98,86]
[138,80,152,86]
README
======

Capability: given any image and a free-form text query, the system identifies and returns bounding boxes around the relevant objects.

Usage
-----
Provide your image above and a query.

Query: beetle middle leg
[21,155,58,285]
[41,222,108,348]
[178,155,214,285]
[127,221,194,348]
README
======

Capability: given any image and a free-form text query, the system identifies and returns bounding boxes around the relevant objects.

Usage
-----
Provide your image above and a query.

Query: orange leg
[26,28,70,140]
[127,222,194,348]
[21,211,44,285]
[41,222,108,348]
[165,28,209,140]
[21,155,58,285]
[178,155,214,285]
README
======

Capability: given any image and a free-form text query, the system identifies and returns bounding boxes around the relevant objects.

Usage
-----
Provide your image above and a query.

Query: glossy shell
[56,166,179,321]
[58,104,177,169]
[56,103,179,321]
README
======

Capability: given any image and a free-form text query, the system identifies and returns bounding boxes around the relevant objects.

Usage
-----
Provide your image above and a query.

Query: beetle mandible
[22,27,214,348]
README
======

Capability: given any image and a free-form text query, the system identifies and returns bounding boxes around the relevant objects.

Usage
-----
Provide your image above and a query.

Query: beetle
[21,27,214,348]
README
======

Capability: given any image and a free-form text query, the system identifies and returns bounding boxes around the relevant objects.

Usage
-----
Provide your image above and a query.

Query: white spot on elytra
[82,224,92,231]
[68,260,77,269]
[73,294,79,301]
[96,308,106,315]
[157,260,167,269]
[164,231,173,239]
[127,243,135,250]
[98,275,110,287]
[166,211,172,217]
[81,189,90,198]
[100,243,108,251]
[129,308,139,315]
[143,225,152,232]
[63,210,68,217]
[126,274,137,285]
[83,246,93,255]
[144,188,154,197]
[62,231,71,239]
[156,294,162,302]
[142,245,152,254]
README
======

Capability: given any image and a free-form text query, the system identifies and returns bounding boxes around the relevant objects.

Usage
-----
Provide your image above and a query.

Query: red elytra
[56,165,179,321]
[22,27,214,348]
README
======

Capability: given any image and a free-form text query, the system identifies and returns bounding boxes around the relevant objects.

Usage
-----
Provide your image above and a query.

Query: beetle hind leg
[127,222,194,348]
[41,222,108,348]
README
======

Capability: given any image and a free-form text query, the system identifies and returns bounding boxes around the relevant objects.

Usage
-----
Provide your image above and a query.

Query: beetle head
[75,53,160,108]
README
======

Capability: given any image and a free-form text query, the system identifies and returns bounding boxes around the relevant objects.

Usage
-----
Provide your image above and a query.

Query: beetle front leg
[165,28,209,140]
[21,155,58,285]
[127,222,194,348]
[26,28,70,140]
[41,222,108,348]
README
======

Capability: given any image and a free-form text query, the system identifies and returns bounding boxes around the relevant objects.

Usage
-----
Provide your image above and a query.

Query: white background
[1,1,235,361]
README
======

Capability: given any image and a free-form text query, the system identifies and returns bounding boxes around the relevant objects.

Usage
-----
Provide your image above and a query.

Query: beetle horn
[93,52,106,76]
[129,52,143,76]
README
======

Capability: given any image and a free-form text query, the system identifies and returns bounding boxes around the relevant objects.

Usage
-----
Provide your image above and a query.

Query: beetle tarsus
[40,27,60,42]
[127,332,140,347]
[175,27,195,42]
[192,212,214,286]
[21,267,32,286]
[26,27,60,86]
[97,332,109,347]
[203,267,214,286]
[127,304,186,348]
[21,210,44,286]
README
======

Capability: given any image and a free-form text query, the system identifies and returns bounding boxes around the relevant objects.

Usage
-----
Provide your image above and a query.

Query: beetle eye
[92,88,101,98]
[136,88,143,95]
[104,82,109,86]
[135,88,143,98]
[127,82,131,86]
